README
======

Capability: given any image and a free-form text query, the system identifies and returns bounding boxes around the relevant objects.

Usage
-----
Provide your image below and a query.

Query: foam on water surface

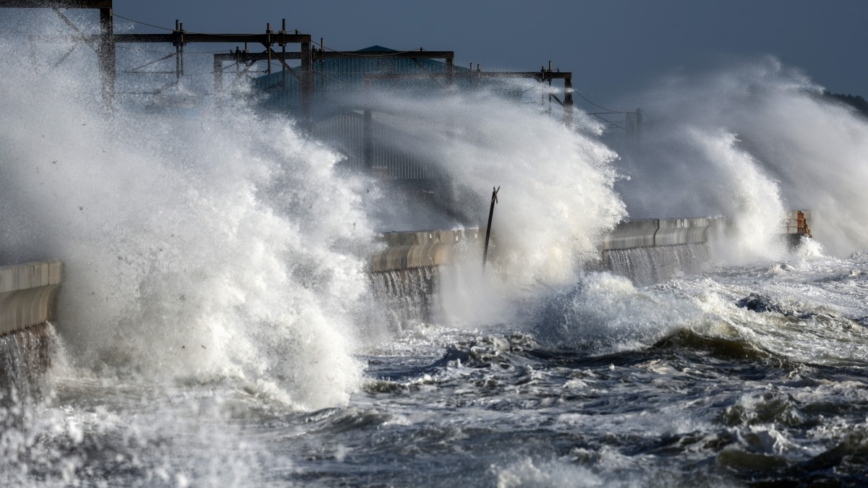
[1,15,868,485]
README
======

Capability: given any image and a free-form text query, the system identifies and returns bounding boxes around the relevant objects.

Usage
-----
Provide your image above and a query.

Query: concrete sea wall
[602,218,719,251]
[371,228,481,273]
[599,218,719,284]
[370,218,719,275]
[0,260,63,400]
[0,260,63,337]
[367,219,720,321]
[369,229,480,324]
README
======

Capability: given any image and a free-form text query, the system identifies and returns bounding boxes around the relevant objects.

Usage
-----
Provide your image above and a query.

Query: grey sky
[105,0,868,108]
[2,1,863,108]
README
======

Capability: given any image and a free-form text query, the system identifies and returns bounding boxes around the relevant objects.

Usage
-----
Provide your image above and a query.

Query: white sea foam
[614,57,868,259]
[367,92,627,289]
[0,37,375,410]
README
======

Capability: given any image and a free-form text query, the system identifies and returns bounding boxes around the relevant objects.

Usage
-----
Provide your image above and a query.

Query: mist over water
[1,15,868,485]
[615,57,868,258]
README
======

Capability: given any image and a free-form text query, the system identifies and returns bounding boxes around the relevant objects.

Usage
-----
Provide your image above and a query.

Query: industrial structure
[3,0,583,185]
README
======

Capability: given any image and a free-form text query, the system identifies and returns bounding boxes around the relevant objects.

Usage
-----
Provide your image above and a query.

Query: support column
[213,57,223,93]
[563,76,574,128]
[547,61,552,115]
[265,23,272,76]
[363,109,373,170]
[300,40,313,129]
[280,20,287,90]
[174,20,183,82]
[445,57,454,86]
[98,7,115,112]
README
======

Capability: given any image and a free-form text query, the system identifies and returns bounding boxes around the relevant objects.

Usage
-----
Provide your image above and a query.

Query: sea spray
[686,128,787,264]
[375,93,627,288]
[0,41,377,409]
[614,57,868,258]
[0,15,868,486]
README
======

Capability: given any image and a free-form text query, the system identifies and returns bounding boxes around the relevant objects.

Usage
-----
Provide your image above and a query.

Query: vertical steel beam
[281,20,287,90]
[445,57,454,85]
[213,57,223,93]
[363,109,373,170]
[547,61,553,115]
[174,20,181,82]
[98,6,115,112]
[563,75,573,128]
[179,22,185,76]
[266,23,272,76]
[300,39,312,128]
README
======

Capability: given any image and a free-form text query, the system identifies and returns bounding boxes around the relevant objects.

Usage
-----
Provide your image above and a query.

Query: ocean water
[2,17,868,487]
[4,248,868,487]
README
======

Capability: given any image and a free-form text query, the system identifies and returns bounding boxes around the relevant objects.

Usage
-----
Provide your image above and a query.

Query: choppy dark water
[3,248,868,487]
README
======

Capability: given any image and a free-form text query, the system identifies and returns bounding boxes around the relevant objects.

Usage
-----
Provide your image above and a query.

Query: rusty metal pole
[483,186,500,270]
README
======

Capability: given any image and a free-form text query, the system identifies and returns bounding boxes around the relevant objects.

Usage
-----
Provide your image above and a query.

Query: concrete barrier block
[0,266,16,294]
[371,245,410,272]
[371,242,458,272]
[407,243,450,268]
[435,230,460,244]
[19,263,34,289]
[0,292,15,334]
[429,243,453,266]
[602,219,659,250]
[414,232,434,245]
[655,219,689,247]
[685,226,709,244]
[0,285,60,336]
[0,261,62,294]
[381,232,415,247]
[49,261,63,285]
[0,261,63,336]
[653,218,712,247]
[462,228,481,242]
